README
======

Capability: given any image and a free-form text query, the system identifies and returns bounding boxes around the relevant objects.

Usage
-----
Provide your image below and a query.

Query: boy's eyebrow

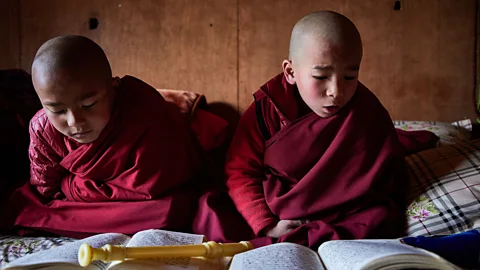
[313,65,333,71]
[43,101,62,107]
[313,65,360,71]
[42,92,98,107]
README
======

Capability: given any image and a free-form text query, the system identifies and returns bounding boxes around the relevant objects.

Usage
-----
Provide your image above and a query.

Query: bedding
[394,120,472,146]
[406,139,480,236]
[0,235,75,267]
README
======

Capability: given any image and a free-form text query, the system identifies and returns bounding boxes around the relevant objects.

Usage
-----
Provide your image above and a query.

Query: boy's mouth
[322,105,340,114]
[71,130,92,139]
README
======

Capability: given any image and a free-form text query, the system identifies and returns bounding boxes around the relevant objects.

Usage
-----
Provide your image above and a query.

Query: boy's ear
[282,60,296,85]
[111,76,121,89]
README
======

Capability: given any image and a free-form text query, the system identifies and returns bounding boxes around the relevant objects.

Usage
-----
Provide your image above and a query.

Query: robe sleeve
[225,103,278,235]
[28,117,67,199]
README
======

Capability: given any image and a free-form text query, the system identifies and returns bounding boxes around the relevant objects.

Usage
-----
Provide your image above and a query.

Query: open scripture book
[3,229,461,270]
[229,239,461,270]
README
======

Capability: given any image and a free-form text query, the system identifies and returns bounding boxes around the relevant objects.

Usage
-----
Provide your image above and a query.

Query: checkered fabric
[406,139,480,236]
[0,235,75,268]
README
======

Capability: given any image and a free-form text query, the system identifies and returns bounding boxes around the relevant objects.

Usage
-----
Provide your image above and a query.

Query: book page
[107,257,225,270]
[3,233,131,270]
[318,239,437,270]
[108,229,212,270]
[229,243,324,270]
[126,229,204,247]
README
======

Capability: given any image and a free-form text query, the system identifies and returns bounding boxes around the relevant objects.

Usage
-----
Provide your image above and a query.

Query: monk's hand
[265,220,309,238]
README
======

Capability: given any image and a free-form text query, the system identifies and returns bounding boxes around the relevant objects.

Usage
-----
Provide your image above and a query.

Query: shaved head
[32,35,112,85]
[31,35,116,144]
[289,11,362,63]
[282,11,363,118]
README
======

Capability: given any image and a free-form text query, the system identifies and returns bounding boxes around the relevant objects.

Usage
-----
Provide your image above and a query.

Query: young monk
[2,35,257,243]
[225,11,409,248]
[29,35,203,201]
[1,35,206,237]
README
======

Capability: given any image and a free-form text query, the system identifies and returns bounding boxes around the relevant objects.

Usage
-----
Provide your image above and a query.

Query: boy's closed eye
[45,105,66,114]
[82,101,97,109]
[51,109,66,115]
[47,101,96,114]
[313,76,356,81]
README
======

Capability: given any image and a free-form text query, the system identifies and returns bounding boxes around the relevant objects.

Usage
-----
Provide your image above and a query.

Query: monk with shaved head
[226,11,408,248]
[27,35,203,201]
[2,35,208,237]
[31,36,114,146]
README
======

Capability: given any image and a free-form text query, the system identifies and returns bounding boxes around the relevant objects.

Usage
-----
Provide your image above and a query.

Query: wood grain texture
[20,0,238,105]
[475,0,479,117]
[391,0,476,121]
[17,0,479,121]
[0,0,20,69]
[239,0,477,121]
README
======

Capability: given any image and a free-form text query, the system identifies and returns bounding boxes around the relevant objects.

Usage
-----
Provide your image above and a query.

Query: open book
[3,232,462,270]
[2,229,226,270]
[229,239,462,270]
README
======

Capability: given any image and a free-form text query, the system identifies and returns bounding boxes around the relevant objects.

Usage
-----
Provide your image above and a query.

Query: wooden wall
[1,0,477,122]
[0,0,20,69]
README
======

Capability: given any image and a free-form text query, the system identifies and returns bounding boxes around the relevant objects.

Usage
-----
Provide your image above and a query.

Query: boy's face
[33,70,115,143]
[284,38,362,118]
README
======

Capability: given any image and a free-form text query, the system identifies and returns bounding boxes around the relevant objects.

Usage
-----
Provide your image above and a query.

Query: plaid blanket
[0,235,75,268]
[406,139,480,236]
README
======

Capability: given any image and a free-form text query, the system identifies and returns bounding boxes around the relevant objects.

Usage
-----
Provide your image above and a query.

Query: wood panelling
[238,0,477,121]
[19,0,238,105]
[477,0,480,117]
[0,0,20,69]
[391,0,476,121]
[0,0,476,121]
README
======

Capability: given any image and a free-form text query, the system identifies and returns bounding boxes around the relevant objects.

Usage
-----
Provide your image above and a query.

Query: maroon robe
[1,75,256,243]
[226,73,409,249]
[1,76,203,237]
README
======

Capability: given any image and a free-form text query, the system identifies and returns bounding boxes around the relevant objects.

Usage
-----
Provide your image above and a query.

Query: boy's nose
[66,110,86,127]
[326,80,340,98]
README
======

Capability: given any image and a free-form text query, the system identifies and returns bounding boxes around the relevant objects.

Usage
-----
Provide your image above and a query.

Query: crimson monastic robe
[226,73,410,249]
[1,76,255,241]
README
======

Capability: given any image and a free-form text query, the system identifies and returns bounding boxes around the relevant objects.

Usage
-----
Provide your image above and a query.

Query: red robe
[1,76,204,237]
[226,73,409,249]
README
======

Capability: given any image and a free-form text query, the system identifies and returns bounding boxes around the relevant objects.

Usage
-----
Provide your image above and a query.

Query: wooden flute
[78,240,254,267]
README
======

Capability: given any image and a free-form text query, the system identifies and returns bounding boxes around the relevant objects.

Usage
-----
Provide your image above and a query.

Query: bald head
[32,35,112,86]
[282,11,363,118]
[289,11,362,63]
[31,36,116,143]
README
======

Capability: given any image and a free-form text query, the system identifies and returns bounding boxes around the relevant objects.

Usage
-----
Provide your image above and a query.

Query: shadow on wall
[0,69,42,211]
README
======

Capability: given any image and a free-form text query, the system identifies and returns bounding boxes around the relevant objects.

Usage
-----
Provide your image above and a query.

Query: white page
[107,257,223,270]
[318,239,436,270]
[126,229,204,247]
[229,243,324,270]
[108,230,207,270]
[4,233,131,270]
